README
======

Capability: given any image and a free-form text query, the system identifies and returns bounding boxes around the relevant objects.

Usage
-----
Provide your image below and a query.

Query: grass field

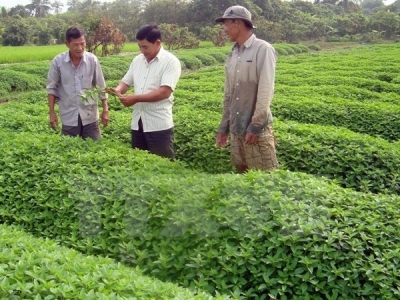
[0,41,222,64]
[0,43,142,64]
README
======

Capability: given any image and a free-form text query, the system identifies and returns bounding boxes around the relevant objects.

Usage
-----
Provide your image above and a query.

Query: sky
[0,0,397,10]
[0,0,114,11]
[0,0,69,10]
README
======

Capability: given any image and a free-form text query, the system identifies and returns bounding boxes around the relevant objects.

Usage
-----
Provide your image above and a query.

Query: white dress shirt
[121,47,181,132]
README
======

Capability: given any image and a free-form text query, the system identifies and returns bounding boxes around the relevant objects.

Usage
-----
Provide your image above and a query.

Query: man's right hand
[49,112,58,130]
[216,132,229,147]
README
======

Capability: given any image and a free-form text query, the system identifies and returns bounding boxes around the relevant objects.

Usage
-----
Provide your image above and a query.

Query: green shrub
[179,56,203,70]
[307,44,321,51]
[209,52,227,63]
[195,54,217,66]
[0,224,227,299]
[273,95,400,141]
[286,44,303,53]
[0,69,44,96]
[274,47,288,56]
[1,131,400,299]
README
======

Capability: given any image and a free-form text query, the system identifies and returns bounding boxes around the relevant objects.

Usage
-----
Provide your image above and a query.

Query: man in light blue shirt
[47,26,109,140]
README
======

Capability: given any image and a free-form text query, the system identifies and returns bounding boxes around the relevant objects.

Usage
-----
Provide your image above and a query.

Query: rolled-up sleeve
[94,58,107,100]
[218,77,231,134]
[46,59,60,98]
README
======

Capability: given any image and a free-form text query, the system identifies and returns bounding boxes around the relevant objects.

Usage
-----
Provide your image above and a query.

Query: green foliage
[273,95,400,141]
[178,56,203,70]
[158,23,200,51]
[1,42,400,299]
[209,51,228,63]
[274,47,288,56]
[199,25,228,47]
[1,131,400,299]
[1,15,29,46]
[307,43,321,51]
[195,54,217,66]
[0,70,43,96]
[0,224,225,299]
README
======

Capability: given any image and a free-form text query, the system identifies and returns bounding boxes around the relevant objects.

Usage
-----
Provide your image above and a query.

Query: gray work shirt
[218,34,277,136]
[46,51,107,126]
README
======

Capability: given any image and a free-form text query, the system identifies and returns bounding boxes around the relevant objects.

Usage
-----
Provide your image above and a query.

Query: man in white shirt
[113,23,181,159]
[47,26,109,140]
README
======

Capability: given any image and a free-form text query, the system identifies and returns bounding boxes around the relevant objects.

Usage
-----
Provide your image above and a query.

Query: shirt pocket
[241,60,257,84]
[82,75,93,89]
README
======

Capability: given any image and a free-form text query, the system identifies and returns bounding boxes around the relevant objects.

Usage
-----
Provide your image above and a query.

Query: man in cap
[215,5,279,173]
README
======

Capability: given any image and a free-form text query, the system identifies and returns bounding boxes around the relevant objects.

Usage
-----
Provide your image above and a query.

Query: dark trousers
[131,118,174,159]
[61,115,101,140]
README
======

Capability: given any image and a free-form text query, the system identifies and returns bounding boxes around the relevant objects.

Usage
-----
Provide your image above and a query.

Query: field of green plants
[0,42,399,299]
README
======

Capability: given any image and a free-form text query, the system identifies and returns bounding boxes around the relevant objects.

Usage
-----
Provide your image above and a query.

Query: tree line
[0,0,399,51]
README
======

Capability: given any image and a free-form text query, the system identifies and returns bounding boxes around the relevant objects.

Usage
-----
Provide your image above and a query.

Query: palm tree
[25,0,52,17]
[51,0,64,14]
[67,0,81,12]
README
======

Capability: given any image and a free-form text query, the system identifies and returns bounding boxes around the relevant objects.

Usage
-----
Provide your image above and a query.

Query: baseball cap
[215,5,256,29]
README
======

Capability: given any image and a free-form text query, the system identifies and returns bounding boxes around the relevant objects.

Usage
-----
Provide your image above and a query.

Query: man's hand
[49,112,58,130]
[101,110,109,127]
[104,87,122,97]
[216,132,229,147]
[119,95,136,107]
[245,132,259,145]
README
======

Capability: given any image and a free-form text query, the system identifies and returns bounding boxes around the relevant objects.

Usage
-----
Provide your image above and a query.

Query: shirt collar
[64,51,87,64]
[233,34,256,51]
[142,45,165,63]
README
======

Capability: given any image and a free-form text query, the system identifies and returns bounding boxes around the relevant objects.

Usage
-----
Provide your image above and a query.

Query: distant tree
[8,5,31,18]
[368,10,400,38]
[199,25,228,46]
[158,23,199,50]
[333,13,368,36]
[67,0,82,12]
[104,0,143,41]
[25,0,52,17]
[79,0,102,11]
[1,7,7,18]
[361,0,384,11]
[141,0,188,26]
[51,0,64,14]
[2,15,29,46]
[86,17,127,56]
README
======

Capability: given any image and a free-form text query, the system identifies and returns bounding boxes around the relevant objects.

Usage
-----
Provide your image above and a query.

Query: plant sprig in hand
[80,85,120,103]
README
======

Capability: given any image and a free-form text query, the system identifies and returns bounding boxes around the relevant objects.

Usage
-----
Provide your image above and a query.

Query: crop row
[0,224,224,299]
[176,66,400,142]
[1,94,399,195]
[1,130,399,299]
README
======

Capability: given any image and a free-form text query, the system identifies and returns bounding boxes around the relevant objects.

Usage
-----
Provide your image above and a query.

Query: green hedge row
[177,66,400,142]
[1,130,400,299]
[1,95,399,195]
[172,108,400,195]
[0,224,225,300]
[0,46,231,98]
[0,70,44,97]
[273,95,400,141]
[274,84,400,105]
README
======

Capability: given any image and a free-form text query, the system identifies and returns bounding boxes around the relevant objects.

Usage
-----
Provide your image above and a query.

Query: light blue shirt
[46,51,107,126]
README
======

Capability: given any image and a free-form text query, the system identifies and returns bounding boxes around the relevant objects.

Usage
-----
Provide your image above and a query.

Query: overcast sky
[0,0,397,11]
[0,0,68,10]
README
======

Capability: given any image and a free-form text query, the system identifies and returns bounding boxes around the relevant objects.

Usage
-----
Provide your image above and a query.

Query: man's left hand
[245,132,259,145]
[101,110,109,127]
